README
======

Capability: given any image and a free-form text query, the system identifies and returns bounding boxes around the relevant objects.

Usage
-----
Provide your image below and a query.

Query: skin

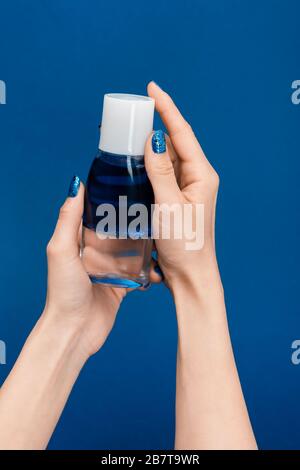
[0,82,257,450]
[145,82,257,450]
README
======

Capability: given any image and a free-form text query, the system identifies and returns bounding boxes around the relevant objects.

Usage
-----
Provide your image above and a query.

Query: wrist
[169,252,224,303]
[170,262,229,362]
[167,253,227,341]
[37,308,90,365]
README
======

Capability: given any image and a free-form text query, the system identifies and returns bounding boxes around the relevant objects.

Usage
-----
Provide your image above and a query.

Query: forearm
[171,262,257,450]
[0,311,88,449]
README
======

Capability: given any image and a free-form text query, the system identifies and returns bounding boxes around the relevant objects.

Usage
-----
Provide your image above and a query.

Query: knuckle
[153,159,175,177]
[171,119,193,138]
[183,119,192,131]
[58,205,70,219]
[207,169,220,190]
[163,90,172,103]
[46,241,54,257]
[46,239,61,257]
[161,165,175,178]
[180,119,192,135]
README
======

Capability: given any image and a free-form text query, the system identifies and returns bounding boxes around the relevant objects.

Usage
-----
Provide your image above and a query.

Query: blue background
[0,0,299,450]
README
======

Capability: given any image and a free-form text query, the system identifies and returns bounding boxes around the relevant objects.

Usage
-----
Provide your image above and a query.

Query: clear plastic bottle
[81,94,155,288]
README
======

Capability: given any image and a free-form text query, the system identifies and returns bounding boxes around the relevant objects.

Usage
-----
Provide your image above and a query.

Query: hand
[44,175,163,358]
[44,178,127,358]
[145,84,257,450]
[145,82,220,291]
[0,178,129,450]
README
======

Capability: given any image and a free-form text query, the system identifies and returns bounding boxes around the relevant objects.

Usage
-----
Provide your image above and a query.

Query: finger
[78,220,83,246]
[147,81,211,175]
[144,130,181,203]
[166,135,177,164]
[47,176,84,259]
[149,258,164,284]
[138,282,152,291]
[166,135,180,180]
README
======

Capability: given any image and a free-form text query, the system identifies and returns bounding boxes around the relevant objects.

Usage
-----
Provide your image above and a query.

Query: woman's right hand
[145,81,221,291]
[146,83,257,450]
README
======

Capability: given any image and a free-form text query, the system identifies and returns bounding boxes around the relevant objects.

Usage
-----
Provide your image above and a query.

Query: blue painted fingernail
[152,130,166,154]
[154,264,164,278]
[68,175,80,197]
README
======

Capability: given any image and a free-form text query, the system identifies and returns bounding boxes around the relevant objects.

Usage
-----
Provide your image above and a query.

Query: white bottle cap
[99,93,155,156]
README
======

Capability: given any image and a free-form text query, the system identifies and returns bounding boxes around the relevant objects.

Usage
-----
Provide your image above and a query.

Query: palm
[47,253,126,355]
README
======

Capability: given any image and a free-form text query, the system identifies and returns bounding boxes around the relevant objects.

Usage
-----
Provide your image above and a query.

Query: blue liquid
[81,151,154,288]
[83,151,154,234]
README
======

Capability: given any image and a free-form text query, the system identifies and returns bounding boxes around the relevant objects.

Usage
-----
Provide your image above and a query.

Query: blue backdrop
[0,0,299,450]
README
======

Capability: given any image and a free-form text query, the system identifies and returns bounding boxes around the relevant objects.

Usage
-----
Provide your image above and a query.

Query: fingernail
[68,175,80,197]
[152,130,166,154]
[154,264,164,278]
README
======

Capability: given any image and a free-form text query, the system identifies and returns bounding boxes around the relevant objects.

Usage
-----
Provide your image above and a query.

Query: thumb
[145,130,181,203]
[47,175,84,259]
